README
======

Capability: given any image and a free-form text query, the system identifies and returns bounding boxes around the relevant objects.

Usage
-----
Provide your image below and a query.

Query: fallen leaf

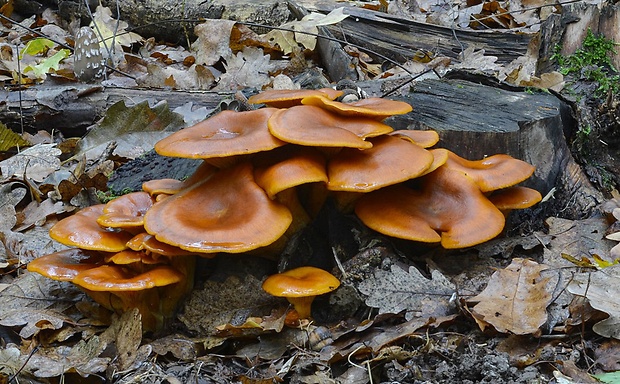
[73,100,185,161]
[25,336,110,377]
[595,339,620,371]
[113,308,142,371]
[567,264,620,339]
[14,198,73,232]
[0,144,61,182]
[543,217,613,330]
[0,122,29,152]
[0,182,27,231]
[90,5,142,51]
[192,19,236,66]
[0,308,73,338]
[358,264,456,321]
[214,47,278,91]
[469,258,553,335]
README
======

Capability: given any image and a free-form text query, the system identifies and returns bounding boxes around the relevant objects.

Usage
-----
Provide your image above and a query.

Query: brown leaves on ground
[468,258,553,335]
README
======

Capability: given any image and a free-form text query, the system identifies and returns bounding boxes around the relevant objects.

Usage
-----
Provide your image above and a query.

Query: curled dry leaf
[358,264,456,321]
[568,264,620,339]
[469,258,553,335]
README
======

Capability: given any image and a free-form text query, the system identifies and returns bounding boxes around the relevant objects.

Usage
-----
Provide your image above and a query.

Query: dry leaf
[113,308,142,371]
[567,264,620,339]
[91,6,142,47]
[469,258,553,335]
[14,198,73,232]
[0,182,27,231]
[0,144,61,182]
[73,100,185,161]
[25,336,110,377]
[193,19,236,66]
[358,264,456,321]
[214,47,277,91]
[0,308,73,338]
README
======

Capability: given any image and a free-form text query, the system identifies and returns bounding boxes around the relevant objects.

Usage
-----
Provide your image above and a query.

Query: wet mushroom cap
[327,135,434,192]
[444,151,536,192]
[154,108,286,159]
[72,264,184,292]
[247,88,344,108]
[126,232,196,257]
[262,266,341,297]
[301,95,413,120]
[355,166,506,249]
[254,147,328,198]
[50,205,133,252]
[144,162,293,254]
[487,186,542,211]
[97,191,154,228]
[27,248,103,281]
[268,105,393,149]
[390,130,440,148]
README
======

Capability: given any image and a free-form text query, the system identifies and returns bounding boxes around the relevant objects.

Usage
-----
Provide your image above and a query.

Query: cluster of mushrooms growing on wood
[27,88,542,331]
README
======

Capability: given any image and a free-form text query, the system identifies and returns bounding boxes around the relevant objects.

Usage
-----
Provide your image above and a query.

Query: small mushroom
[268,105,393,149]
[262,266,340,319]
[487,186,542,215]
[96,191,154,229]
[50,205,133,252]
[389,129,439,148]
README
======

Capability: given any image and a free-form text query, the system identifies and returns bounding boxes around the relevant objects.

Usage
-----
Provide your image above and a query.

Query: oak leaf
[469,258,553,335]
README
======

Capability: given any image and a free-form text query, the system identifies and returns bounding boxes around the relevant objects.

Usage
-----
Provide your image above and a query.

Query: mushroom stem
[287,296,316,319]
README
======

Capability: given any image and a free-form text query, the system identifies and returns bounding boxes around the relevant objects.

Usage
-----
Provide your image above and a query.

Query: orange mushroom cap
[301,95,413,120]
[268,105,393,149]
[144,162,293,254]
[97,191,154,229]
[487,186,542,211]
[154,108,286,159]
[126,232,196,257]
[73,264,184,292]
[247,88,344,108]
[50,205,133,252]
[355,166,506,249]
[103,249,164,265]
[262,266,340,319]
[254,146,328,199]
[27,248,103,281]
[390,130,440,148]
[444,151,536,192]
[327,135,434,192]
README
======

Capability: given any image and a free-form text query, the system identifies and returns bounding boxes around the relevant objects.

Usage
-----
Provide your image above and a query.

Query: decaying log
[0,84,233,136]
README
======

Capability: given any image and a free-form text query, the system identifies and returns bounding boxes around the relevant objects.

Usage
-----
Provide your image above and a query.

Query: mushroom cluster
[28,87,542,329]
[27,194,195,332]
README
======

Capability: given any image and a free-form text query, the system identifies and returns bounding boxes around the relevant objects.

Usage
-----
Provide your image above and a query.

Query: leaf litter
[0,0,617,382]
